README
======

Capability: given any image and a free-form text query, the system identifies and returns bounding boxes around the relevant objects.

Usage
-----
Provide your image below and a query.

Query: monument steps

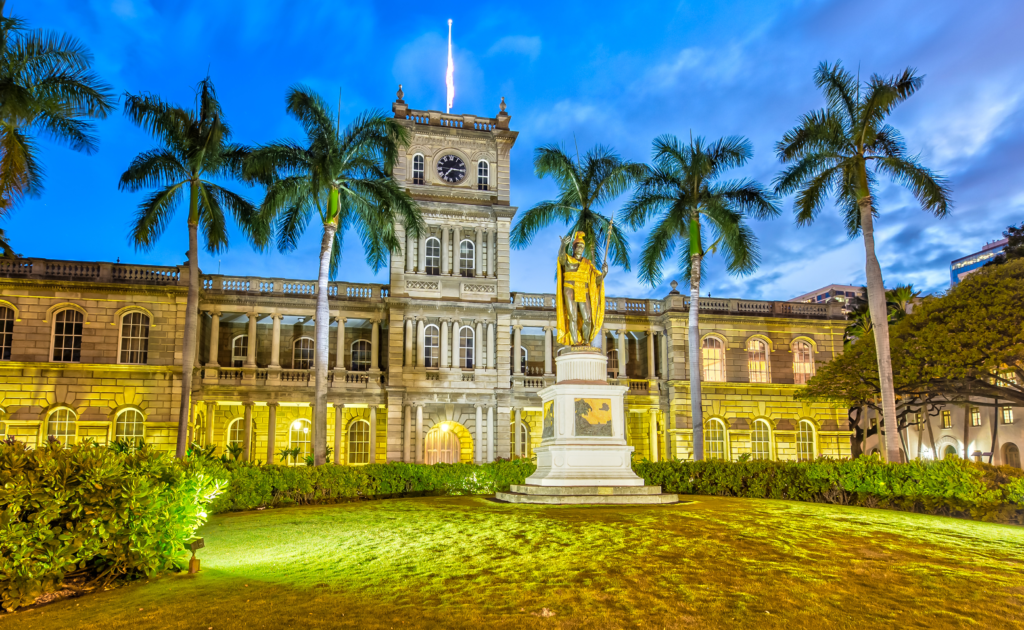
[495,484,680,505]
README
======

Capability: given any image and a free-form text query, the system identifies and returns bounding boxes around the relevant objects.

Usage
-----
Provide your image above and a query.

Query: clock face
[436,154,467,184]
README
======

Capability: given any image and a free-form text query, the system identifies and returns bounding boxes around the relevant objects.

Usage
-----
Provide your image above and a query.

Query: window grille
[747,338,770,383]
[751,419,771,460]
[47,408,77,446]
[351,339,371,372]
[348,420,370,464]
[425,237,440,275]
[424,325,439,368]
[52,309,83,362]
[412,154,424,185]
[116,408,146,442]
[797,420,816,461]
[460,239,475,277]
[459,326,474,369]
[701,337,725,382]
[705,418,726,460]
[477,160,489,191]
[792,340,814,384]
[0,307,13,360]
[120,312,150,364]
[293,338,314,369]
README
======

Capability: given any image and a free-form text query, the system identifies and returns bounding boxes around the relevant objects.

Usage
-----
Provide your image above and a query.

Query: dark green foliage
[986,222,1024,266]
[634,457,1024,524]
[0,440,224,612]
[201,458,537,513]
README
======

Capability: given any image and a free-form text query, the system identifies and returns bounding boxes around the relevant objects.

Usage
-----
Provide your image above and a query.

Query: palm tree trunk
[689,250,703,461]
[313,222,336,466]
[176,183,201,459]
[859,196,899,463]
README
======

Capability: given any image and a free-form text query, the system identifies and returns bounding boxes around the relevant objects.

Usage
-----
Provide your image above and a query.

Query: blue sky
[13,0,1024,300]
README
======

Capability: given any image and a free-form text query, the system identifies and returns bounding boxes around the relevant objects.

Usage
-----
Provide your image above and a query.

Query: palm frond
[874,156,952,217]
[118,148,187,192]
[128,182,186,251]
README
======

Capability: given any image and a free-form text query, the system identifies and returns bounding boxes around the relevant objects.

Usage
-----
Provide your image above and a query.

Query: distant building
[789,284,865,314]
[950,238,1007,286]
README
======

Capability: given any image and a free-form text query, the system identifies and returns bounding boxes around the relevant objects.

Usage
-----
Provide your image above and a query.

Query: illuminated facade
[950,238,1007,286]
[0,97,853,464]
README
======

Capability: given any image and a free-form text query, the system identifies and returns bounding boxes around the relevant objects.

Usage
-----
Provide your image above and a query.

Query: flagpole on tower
[445,19,455,114]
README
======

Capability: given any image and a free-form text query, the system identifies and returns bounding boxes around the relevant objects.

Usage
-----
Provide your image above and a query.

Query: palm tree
[119,77,265,459]
[775,61,952,463]
[886,283,920,322]
[244,85,421,466]
[510,144,638,269]
[621,134,779,460]
[0,1,114,255]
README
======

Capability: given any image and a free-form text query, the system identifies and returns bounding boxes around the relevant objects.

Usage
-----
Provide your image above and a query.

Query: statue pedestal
[498,349,677,504]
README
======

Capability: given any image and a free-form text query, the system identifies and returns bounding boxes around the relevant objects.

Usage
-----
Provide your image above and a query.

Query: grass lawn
[5,495,1024,629]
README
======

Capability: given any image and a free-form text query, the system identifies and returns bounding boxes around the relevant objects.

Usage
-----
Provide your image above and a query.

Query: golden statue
[556,232,607,346]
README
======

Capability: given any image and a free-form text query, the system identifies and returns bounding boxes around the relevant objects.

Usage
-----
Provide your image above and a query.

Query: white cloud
[488,36,542,61]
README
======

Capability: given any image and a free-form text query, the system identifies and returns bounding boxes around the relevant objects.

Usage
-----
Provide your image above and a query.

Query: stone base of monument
[496,348,679,506]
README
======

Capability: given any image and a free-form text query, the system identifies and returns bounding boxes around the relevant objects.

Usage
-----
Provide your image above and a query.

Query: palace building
[0,95,853,464]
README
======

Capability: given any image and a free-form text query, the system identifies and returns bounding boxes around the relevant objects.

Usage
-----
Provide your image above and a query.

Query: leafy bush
[633,457,1024,524]
[0,440,224,612]
[202,458,536,513]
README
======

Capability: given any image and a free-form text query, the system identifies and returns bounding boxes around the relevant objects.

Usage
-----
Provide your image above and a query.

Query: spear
[602,219,614,273]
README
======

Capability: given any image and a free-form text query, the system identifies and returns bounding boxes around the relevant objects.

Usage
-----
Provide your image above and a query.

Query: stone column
[617,329,627,377]
[415,405,424,464]
[267,402,278,463]
[451,319,461,369]
[370,318,380,371]
[405,230,413,273]
[204,401,214,445]
[440,319,450,369]
[475,321,484,369]
[404,318,414,366]
[440,226,449,275]
[207,311,221,367]
[649,408,659,462]
[474,227,483,277]
[245,313,258,367]
[369,405,378,464]
[543,326,553,375]
[487,322,496,369]
[487,406,495,462]
[335,316,346,370]
[475,405,483,463]
[269,313,282,368]
[418,231,426,274]
[334,403,344,464]
[243,402,253,461]
[492,231,499,278]
[647,329,656,379]
[513,325,523,375]
[514,408,522,457]
[416,319,426,368]
[404,405,412,462]
[660,331,669,380]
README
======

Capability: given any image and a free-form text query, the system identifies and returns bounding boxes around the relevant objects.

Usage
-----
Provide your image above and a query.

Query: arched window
[459,326,475,369]
[424,324,439,368]
[119,312,150,364]
[607,348,619,378]
[747,338,770,383]
[115,408,145,442]
[705,418,727,460]
[412,154,425,185]
[348,419,370,464]
[426,423,461,464]
[701,336,725,382]
[1003,443,1021,469]
[0,306,14,360]
[797,420,816,461]
[286,419,309,461]
[193,411,206,445]
[226,418,244,447]
[350,339,371,372]
[520,423,531,458]
[47,408,77,446]
[793,340,814,384]
[293,337,314,369]
[751,419,771,460]
[460,239,475,277]
[943,444,959,459]
[477,160,489,190]
[425,237,440,275]
[231,335,248,367]
[52,309,84,362]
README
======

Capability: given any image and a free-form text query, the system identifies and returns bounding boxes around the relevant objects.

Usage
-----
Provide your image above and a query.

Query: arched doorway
[1003,443,1021,469]
[425,424,461,464]
[943,444,959,460]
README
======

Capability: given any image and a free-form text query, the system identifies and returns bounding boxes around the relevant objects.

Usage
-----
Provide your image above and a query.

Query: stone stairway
[495,484,680,505]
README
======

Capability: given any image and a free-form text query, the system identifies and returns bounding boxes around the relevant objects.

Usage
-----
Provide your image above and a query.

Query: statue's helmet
[572,232,586,248]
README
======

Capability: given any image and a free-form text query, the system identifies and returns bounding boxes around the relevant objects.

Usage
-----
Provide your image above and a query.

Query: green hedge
[0,440,224,612]
[200,458,537,513]
[633,457,1024,524]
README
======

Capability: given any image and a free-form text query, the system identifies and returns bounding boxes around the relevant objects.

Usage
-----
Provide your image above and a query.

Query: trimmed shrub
[633,457,1024,524]
[0,440,224,612]
[202,458,536,513]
